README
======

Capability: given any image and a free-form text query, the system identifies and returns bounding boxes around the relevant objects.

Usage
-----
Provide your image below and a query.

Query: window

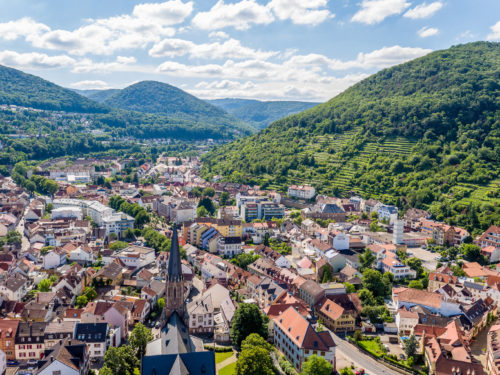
[94,344,100,347]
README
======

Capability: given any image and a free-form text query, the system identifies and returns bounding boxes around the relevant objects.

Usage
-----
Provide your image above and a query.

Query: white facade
[393,220,404,245]
[216,237,242,258]
[114,246,156,269]
[288,185,316,200]
[0,350,5,375]
[51,207,83,221]
[37,359,80,375]
[42,250,66,269]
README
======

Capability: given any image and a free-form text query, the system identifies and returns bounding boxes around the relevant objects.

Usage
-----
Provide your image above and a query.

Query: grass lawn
[358,340,384,356]
[218,361,237,375]
[215,351,234,364]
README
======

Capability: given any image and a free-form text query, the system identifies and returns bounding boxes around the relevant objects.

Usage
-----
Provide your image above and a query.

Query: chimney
[50,356,54,362]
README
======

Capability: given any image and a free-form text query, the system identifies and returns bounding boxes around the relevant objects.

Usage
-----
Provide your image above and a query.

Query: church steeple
[163,224,186,325]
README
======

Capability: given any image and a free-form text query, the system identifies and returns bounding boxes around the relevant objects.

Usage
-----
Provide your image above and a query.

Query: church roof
[146,312,194,356]
[168,225,183,282]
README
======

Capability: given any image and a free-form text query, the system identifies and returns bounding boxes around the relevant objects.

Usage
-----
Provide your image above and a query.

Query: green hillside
[0,65,108,113]
[104,81,254,134]
[73,89,120,103]
[202,42,500,234]
[209,98,320,129]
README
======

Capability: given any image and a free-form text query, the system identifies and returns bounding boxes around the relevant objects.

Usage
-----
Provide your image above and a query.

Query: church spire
[163,224,186,325]
[167,224,183,282]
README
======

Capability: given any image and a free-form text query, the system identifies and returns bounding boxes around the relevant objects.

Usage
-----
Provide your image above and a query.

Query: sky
[0,0,499,102]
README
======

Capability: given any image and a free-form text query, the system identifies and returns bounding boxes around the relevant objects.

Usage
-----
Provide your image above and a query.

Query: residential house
[478,225,500,250]
[42,248,67,269]
[0,273,29,301]
[15,322,47,360]
[316,298,356,333]
[299,280,326,309]
[36,338,89,375]
[288,185,316,200]
[74,323,108,359]
[393,288,462,317]
[0,319,19,360]
[487,324,500,375]
[395,308,419,336]
[44,321,77,348]
[273,306,336,371]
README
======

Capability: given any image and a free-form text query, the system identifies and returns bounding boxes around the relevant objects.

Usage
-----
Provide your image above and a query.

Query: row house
[15,322,47,360]
[0,319,19,360]
[487,324,500,375]
[37,338,89,375]
[420,219,469,246]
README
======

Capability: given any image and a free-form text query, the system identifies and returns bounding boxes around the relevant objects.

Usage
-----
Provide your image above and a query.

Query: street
[330,332,401,375]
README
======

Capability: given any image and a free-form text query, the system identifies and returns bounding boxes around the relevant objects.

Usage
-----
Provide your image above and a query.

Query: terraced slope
[202,42,500,234]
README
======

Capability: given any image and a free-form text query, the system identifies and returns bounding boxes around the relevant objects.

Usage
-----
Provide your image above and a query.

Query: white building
[288,185,316,200]
[393,220,404,245]
[217,237,242,258]
[51,206,83,221]
[42,248,67,269]
[114,246,156,269]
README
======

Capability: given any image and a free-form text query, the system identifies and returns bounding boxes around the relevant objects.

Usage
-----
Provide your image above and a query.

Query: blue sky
[0,0,499,101]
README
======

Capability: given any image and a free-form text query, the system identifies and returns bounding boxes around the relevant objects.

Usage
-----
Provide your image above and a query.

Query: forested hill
[202,42,500,234]
[73,89,119,103]
[103,81,254,134]
[0,65,108,113]
[208,98,320,129]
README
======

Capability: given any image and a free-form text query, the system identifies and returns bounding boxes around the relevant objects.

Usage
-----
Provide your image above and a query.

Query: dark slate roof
[146,312,193,356]
[74,323,107,343]
[320,203,344,214]
[142,351,215,375]
[168,225,183,283]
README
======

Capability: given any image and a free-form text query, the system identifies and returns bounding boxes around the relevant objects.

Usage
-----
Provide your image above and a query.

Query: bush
[204,345,233,352]
[278,355,298,375]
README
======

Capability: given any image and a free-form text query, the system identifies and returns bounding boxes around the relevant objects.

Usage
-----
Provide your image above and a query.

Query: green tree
[405,334,418,358]
[362,269,387,297]
[109,241,130,251]
[300,355,333,375]
[358,249,376,271]
[344,282,356,293]
[241,333,273,352]
[198,197,215,216]
[405,257,424,278]
[197,206,209,218]
[460,243,483,263]
[83,286,97,301]
[103,345,139,375]
[40,245,54,255]
[202,187,215,197]
[157,298,165,310]
[220,191,229,206]
[75,295,88,308]
[235,347,275,375]
[129,322,154,359]
[38,278,51,292]
[134,211,150,228]
[408,280,424,290]
[230,303,268,347]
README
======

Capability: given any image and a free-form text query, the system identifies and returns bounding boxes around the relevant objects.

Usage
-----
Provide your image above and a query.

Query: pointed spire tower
[163,224,186,325]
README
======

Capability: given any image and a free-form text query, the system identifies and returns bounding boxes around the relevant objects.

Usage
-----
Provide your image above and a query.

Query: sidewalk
[216,350,237,371]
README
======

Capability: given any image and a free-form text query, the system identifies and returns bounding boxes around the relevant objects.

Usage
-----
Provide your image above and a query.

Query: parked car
[27,359,38,368]
[7,360,19,366]
[155,321,161,329]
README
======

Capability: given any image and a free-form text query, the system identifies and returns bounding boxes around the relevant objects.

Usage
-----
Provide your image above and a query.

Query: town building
[288,185,316,200]
[273,306,336,371]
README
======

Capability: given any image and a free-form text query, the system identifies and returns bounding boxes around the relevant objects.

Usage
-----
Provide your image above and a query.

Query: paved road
[330,332,401,375]
[15,207,30,253]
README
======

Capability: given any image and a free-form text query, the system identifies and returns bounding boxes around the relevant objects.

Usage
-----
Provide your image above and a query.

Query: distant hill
[73,89,119,103]
[209,98,320,129]
[202,42,500,235]
[0,65,108,113]
[103,81,254,134]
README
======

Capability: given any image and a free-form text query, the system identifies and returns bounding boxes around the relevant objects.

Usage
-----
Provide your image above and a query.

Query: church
[142,225,216,375]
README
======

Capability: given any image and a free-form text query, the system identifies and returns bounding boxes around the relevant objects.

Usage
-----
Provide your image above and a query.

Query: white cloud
[351,0,410,25]
[487,20,500,41]
[209,31,230,39]
[132,0,193,24]
[0,1,194,56]
[404,1,443,19]
[287,45,432,70]
[149,38,277,60]
[70,80,110,89]
[192,0,274,30]
[267,0,333,26]
[0,50,75,69]
[417,26,438,37]
[0,17,49,41]
[72,55,145,73]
